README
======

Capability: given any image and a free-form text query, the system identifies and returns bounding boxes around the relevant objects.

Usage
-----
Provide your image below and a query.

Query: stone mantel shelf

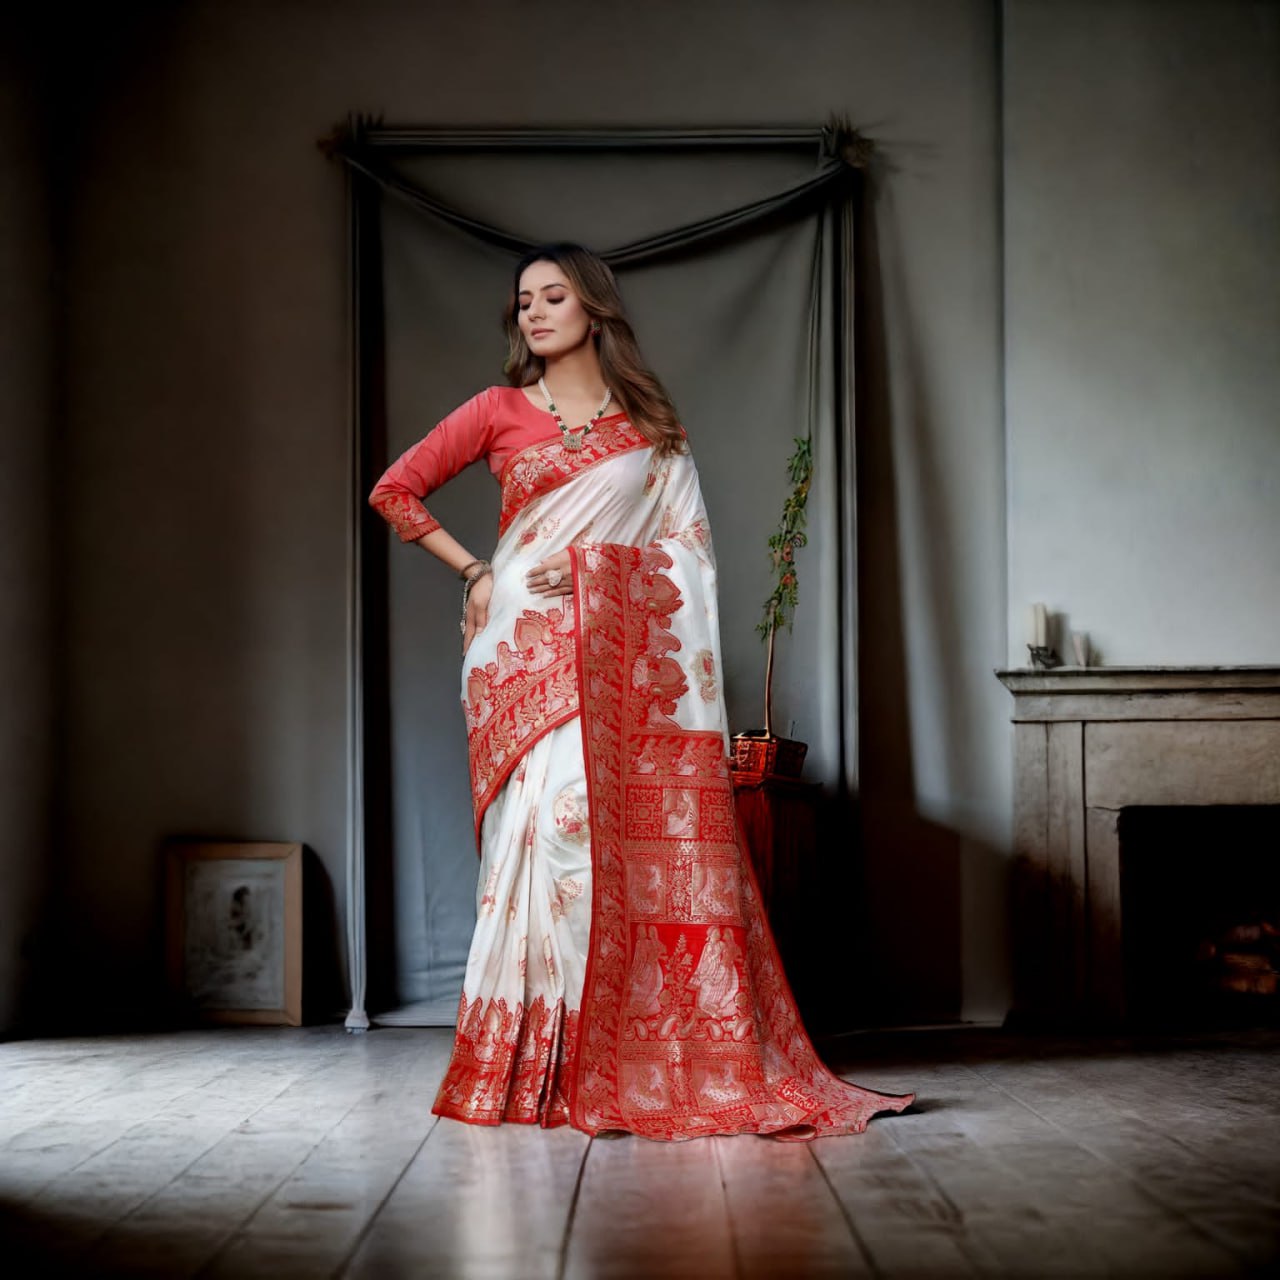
[1000,663,1280,1024]
[996,666,1280,723]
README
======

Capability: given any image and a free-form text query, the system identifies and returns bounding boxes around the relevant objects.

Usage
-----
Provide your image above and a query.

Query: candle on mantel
[1031,603,1048,649]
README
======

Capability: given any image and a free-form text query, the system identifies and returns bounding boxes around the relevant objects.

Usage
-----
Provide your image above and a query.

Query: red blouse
[368,384,628,542]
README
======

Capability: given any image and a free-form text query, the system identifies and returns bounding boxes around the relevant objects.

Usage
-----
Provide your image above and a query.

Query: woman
[369,243,913,1140]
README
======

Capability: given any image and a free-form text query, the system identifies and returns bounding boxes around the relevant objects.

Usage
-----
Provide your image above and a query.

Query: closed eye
[519,293,566,312]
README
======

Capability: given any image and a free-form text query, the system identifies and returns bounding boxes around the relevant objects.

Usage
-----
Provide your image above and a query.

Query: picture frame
[165,841,303,1026]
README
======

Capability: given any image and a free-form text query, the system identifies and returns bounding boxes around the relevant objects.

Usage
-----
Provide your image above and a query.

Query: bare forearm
[414,526,482,576]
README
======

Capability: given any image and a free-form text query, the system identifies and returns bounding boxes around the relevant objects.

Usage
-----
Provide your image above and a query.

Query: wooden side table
[731,771,822,942]
[732,771,870,1029]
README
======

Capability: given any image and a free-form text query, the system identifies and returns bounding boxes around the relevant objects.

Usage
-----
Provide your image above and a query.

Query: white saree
[431,416,913,1139]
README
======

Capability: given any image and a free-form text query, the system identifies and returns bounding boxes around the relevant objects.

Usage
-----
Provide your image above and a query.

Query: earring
[590,321,601,335]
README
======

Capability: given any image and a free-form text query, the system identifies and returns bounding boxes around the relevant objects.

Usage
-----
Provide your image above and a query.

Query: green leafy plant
[755,435,812,736]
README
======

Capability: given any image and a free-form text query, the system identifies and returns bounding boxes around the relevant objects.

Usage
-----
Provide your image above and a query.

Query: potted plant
[731,435,812,779]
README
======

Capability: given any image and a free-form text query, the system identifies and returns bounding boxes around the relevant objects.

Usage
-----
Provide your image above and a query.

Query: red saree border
[567,540,915,1139]
[432,992,581,1128]
[468,704,581,851]
[464,601,580,847]
[368,488,442,543]
[498,417,649,536]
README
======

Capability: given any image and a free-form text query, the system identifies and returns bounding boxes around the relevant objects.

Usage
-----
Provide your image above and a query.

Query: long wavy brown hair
[503,243,685,456]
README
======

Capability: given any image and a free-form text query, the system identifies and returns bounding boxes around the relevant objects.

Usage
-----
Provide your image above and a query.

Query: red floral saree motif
[463,602,579,842]
[568,540,913,1139]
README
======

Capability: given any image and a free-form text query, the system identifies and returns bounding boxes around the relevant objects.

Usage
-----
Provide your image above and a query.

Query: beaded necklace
[538,377,613,453]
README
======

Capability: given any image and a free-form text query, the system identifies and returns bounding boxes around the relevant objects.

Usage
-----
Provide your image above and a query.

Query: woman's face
[516,259,593,360]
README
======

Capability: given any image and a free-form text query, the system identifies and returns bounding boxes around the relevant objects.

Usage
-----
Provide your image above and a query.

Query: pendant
[540,378,610,457]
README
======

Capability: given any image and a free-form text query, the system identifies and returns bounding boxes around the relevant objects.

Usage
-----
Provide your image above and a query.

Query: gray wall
[53,0,1005,1027]
[1005,0,1280,666]
[0,36,55,1035]
[7,0,1272,1033]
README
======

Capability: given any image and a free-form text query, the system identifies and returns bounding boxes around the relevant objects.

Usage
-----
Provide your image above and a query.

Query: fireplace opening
[1120,805,1280,1028]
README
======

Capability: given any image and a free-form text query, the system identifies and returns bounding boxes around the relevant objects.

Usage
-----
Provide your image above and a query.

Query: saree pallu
[432,418,913,1139]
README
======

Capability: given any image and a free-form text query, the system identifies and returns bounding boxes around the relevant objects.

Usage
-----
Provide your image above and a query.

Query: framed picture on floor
[164,841,303,1025]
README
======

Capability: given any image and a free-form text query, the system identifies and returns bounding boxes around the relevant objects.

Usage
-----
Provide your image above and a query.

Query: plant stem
[763,620,776,737]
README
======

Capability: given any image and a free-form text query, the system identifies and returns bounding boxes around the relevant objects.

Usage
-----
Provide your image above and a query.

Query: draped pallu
[423,413,912,1139]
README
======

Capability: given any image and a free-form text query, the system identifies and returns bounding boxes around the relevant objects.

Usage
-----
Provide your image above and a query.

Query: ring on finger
[546,567,563,588]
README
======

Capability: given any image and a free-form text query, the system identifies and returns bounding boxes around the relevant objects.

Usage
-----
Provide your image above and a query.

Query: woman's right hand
[462,572,493,653]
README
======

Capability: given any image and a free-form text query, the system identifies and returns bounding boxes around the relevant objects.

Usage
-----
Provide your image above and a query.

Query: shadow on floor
[818,1024,1280,1074]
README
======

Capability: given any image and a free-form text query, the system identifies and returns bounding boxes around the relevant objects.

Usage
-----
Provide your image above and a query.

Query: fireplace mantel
[997,666,1280,1023]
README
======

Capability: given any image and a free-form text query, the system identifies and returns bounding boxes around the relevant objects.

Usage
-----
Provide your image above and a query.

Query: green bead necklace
[538,377,613,453]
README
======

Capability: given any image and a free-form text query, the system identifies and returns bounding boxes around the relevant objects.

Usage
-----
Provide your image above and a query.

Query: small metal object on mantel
[1027,644,1061,669]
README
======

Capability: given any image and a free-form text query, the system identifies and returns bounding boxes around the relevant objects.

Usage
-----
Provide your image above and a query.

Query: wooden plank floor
[1,1026,1277,1277]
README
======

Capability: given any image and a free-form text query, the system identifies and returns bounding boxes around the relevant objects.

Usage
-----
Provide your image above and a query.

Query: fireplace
[1120,805,1280,1027]
[998,667,1280,1026]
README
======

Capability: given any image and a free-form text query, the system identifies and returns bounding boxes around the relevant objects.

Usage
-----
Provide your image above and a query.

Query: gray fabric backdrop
[375,150,849,1022]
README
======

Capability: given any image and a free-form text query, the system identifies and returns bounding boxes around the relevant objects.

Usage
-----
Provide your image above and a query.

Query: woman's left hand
[526,550,574,597]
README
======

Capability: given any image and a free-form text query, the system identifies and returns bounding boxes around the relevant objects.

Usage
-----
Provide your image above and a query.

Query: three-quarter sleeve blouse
[368,386,500,542]
[371,378,640,540]
[368,385,634,541]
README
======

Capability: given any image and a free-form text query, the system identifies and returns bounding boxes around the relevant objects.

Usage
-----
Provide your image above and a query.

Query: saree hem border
[430,1104,574,1130]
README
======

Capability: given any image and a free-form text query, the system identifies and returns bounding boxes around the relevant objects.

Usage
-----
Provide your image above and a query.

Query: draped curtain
[328,120,867,1028]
